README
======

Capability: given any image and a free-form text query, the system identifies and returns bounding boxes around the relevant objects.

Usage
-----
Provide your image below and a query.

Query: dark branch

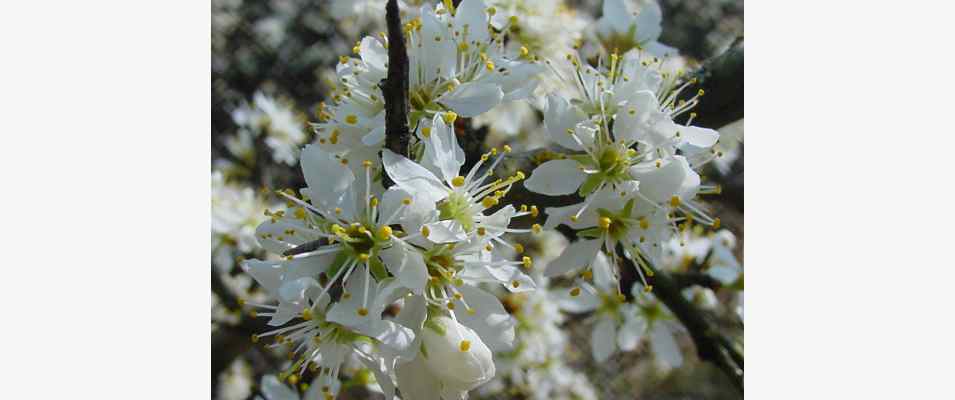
[680,37,744,130]
[381,0,411,188]
[623,256,744,392]
[671,271,724,290]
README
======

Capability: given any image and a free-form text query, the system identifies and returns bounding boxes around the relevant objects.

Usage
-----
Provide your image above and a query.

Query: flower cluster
[216,0,744,398]
[241,110,540,398]
[314,0,546,174]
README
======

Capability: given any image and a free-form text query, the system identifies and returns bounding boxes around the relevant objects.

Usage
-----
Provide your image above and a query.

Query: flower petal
[382,149,449,205]
[454,284,516,352]
[592,316,618,362]
[543,94,587,151]
[438,81,503,117]
[650,323,683,368]
[380,242,429,295]
[524,159,587,196]
[546,239,603,277]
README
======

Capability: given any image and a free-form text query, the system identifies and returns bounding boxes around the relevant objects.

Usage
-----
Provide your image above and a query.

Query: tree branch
[621,256,743,393]
[381,0,411,188]
[679,36,743,130]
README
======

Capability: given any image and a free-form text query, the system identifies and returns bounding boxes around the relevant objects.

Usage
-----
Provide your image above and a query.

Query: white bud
[420,316,495,392]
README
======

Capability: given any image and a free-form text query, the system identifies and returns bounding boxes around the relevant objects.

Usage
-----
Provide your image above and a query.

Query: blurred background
[212,1,743,399]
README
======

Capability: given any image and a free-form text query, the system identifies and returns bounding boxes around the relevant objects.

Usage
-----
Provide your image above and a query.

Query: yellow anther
[626,148,637,158]
[357,307,369,316]
[402,197,413,205]
[345,114,358,125]
[370,197,379,207]
[655,160,662,168]
[288,375,299,385]
[485,60,495,71]
[294,207,306,219]
[340,158,349,165]
[582,269,593,280]
[639,217,649,230]
[334,207,343,215]
[486,6,496,16]
[378,225,393,240]
[421,225,431,238]
[570,287,581,297]
[643,285,654,293]
[458,41,469,51]
[530,205,539,217]
[357,253,370,262]
[477,227,487,236]
[362,160,373,168]
[511,280,520,288]
[670,195,681,207]
[712,218,721,229]
[598,217,612,229]
[481,197,498,208]
[443,111,458,124]
[503,144,512,153]
[302,308,313,321]
[454,278,464,287]
[251,334,260,343]
[447,301,456,310]
[531,224,542,234]
[522,256,533,269]
[459,340,471,352]
[508,15,518,24]
[570,215,578,222]
[697,89,705,96]
[484,243,493,251]
[514,243,525,254]
[421,126,432,138]
[452,176,466,187]
[466,307,476,315]
[519,46,529,57]
[515,171,526,180]
[339,56,348,64]
[491,147,498,156]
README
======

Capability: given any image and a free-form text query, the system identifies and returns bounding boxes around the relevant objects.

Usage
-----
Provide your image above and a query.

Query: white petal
[651,323,683,368]
[655,121,719,149]
[380,243,429,294]
[360,36,388,74]
[423,220,467,243]
[359,355,396,400]
[300,144,354,206]
[634,0,663,43]
[382,150,449,205]
[424,114,465,182]
[592,316,618,362]
[523,159,587,196]
[454,285,515,352]
[618,311,647,351]
[362,126,386,146]
[418,9,456,83]
[545,239,603,277]
[395,357,442,400]
[241,259,283,293]
[260,375,299,400]
[557,282,600,313]
[396,294,428,332]
[613,90,657,143]
[629,155,700,203]
[438,81,503,117]
[453,0,489,44]
[543,94,587,151]
[591,252,615,291]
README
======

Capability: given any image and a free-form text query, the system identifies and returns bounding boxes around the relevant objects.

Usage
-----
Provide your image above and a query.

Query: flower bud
[420,316,495,392]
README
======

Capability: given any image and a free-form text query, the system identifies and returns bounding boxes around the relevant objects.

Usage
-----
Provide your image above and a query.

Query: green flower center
[437,192,475,231]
